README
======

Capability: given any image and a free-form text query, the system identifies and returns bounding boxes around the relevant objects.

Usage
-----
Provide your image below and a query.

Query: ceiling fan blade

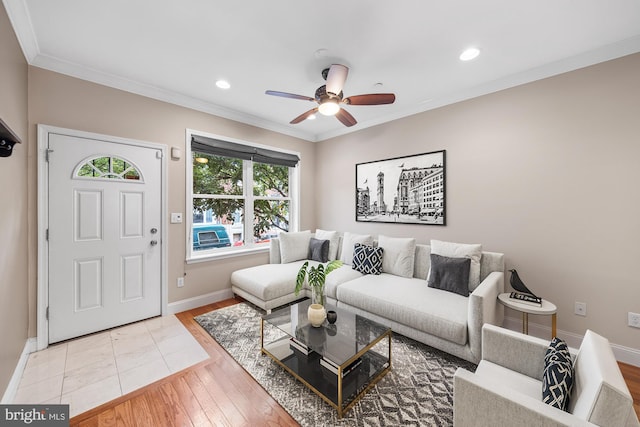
[265,90,315,102]
[326,64,349,96]
[344,93,396,105]
[335,108,357,127]
[290,107,319,124]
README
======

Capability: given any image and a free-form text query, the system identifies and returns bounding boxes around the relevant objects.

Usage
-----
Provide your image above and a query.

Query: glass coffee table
[260,299,392,418]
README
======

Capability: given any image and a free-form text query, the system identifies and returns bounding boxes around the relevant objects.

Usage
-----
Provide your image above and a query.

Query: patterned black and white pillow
[542,337,574,411]
[352,243,384,275]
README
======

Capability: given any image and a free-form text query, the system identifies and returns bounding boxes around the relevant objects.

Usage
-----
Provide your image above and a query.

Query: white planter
[307,304,326,327]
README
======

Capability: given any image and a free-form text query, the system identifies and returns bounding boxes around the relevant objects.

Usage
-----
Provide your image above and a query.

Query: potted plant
[295,260,342,327]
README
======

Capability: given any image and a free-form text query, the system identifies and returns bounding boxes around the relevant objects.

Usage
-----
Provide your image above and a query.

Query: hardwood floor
[70,298,640,426]
[69,298,297,427]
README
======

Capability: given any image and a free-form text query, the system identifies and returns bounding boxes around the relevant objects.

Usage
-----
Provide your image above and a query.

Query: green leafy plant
[295,260,343,305]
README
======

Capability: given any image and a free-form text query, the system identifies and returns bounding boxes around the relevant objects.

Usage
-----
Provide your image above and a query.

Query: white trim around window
[185,129,300,262]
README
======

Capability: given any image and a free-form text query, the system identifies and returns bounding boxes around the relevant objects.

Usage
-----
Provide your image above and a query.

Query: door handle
[150,228,158,234]
[150,240,158,246]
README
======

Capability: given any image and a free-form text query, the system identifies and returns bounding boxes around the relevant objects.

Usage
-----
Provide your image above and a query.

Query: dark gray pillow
[427,253,471,297]
[308,238,329,262]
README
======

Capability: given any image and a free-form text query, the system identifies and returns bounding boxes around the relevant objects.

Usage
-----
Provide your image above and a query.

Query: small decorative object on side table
[499,269,557,338]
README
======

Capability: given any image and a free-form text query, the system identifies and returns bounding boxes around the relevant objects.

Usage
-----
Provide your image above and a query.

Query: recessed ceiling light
[215,80,231,89]
[459,47,480,61]
[307,114,316,120]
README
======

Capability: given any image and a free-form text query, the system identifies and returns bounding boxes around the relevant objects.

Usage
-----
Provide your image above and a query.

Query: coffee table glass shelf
[260,299,392,418]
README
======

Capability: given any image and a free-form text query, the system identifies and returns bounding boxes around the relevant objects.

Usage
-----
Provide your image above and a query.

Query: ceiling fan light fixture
[307,114,316,120]
[326,64,349,96]
[318,99,340,116]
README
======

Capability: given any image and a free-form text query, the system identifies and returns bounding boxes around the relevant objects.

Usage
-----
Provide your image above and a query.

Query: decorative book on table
[320,356,362,377]
[289,337,309,355]
[509,292,542,307]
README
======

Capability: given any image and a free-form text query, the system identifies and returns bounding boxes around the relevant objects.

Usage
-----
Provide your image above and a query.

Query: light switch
[171,213,183,224]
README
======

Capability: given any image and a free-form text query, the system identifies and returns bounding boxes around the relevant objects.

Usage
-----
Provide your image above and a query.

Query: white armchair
[454,324,640,427]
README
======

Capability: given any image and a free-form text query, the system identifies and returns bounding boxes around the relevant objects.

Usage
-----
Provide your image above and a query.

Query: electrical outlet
[177,277,184,288]
[629,312,640,328]
[575,302,587,316]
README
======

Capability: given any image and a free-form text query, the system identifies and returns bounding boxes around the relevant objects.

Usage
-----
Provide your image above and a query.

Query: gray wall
[0,3,29,395]
[316,53,640,350]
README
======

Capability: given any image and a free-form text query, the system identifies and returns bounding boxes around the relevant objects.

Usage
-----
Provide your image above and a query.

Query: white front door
[47,132,162,343]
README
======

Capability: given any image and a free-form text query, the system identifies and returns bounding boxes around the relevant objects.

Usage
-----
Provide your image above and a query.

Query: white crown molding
[3,0,39,62]
[314,35,640,141]
[30,53,318,142]
[6,0,640,143]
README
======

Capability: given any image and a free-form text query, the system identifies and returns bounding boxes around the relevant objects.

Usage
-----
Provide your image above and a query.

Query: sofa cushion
[352,244,383,275]
[324,265,363,299]
[231,260,318,300]
[308,237,329,262]
[378,235,416,278]
[430,239,482,291]
[542,337,574,411]
[340,232,373,266]
[279,230,312,263]
[315,229,340,261]
[336,275,469,345]
[427,254,471,297]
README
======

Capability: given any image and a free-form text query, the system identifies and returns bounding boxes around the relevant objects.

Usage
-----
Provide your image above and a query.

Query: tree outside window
[191,151,292,254]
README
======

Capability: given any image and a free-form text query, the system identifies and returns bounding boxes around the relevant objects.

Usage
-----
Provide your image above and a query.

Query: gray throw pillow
[308,238,329,263]
[427,253,471,297]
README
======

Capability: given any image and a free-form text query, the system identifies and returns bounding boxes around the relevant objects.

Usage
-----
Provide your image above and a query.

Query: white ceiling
[5,0,640,142]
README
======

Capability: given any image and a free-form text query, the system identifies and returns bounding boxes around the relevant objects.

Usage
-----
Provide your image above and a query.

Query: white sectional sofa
[231,231,505,364]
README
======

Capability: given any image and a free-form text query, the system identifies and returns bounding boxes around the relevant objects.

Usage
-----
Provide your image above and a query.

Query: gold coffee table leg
[522,312,528,335]
[551,314,557,339]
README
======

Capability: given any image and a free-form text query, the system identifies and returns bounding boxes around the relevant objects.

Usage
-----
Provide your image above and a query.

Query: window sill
[186,245,269,264]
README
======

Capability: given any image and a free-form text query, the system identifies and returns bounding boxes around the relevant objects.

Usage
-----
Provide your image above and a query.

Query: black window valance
[191,135,300,167]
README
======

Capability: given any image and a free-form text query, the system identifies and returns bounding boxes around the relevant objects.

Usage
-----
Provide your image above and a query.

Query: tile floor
[12,315,209,417]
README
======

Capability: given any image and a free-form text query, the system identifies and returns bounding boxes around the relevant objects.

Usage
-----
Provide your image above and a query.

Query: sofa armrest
[481,323,551,380]
[269,238,281,264]
[453,367,595,427]
[467,271,504,361]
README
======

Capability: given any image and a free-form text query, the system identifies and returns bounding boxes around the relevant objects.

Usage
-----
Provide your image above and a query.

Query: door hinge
[45,149,54,162]
[46,229,49,241]
[156,151,163,159]
[46,306,49,321]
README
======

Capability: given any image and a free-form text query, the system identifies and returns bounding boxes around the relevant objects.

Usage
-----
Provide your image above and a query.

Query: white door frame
[37,124,168,351]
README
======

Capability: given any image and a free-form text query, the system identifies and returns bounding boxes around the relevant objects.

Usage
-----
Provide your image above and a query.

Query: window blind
[191,135,300,167]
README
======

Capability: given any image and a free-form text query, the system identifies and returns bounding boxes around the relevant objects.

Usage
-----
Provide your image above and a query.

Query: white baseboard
[167,289,234,315]
[502,315,640,367]
[1,338,37,404]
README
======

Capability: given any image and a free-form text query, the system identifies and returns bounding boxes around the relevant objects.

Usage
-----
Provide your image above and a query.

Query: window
[74,155,142,181]
[187,132,300,259]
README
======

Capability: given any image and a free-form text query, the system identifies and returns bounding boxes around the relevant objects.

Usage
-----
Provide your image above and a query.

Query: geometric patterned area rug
[194,302,476,427]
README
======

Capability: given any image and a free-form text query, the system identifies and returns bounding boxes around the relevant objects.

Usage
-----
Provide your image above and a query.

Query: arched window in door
[73,155,143,182]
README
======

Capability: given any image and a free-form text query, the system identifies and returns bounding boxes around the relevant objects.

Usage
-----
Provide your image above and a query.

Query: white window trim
[185,129,300,262]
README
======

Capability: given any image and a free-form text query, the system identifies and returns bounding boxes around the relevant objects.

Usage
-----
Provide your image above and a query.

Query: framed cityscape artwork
[355,150,446,225]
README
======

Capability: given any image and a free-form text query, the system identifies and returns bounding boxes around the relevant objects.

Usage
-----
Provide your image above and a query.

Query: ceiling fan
[265,64,396,127]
